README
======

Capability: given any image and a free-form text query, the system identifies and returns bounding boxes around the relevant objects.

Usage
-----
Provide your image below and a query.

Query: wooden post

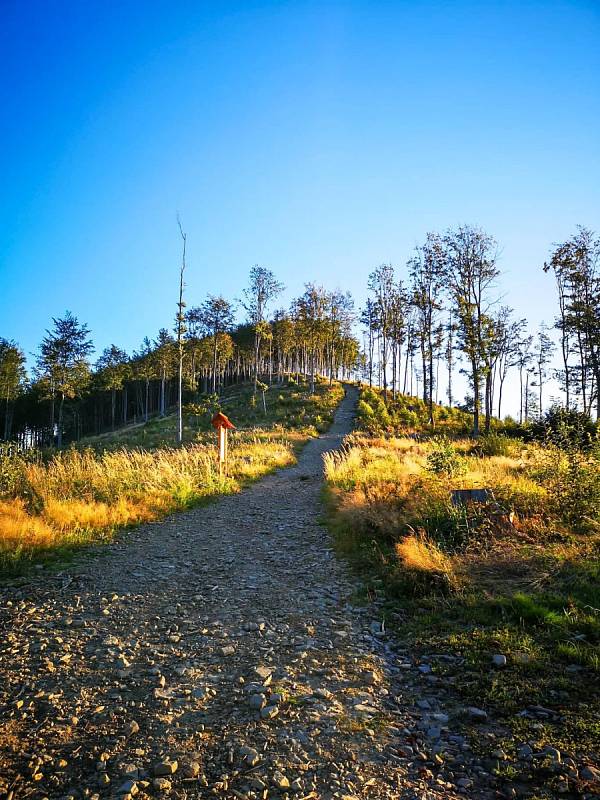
[212,412,235,478]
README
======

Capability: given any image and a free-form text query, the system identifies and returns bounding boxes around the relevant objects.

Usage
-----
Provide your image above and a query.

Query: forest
[1,224,599,449]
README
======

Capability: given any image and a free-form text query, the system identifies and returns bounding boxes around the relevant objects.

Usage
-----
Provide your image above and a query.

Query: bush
[529,406,599,451]
[472,433,520,458]
[426,438,467,477]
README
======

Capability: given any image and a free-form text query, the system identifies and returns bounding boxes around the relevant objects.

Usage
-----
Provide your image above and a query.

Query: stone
[249,693,267,710]
[122,764,138,779]
[465,706,488,722]
[117,780,138,796]
[239,746,260,767]
[272,770,290,790]
[580,765,600,782]
[153,778,172,792]
[517,744,533,760]
[98,774,110,787]
[418,664,432,674]
[492,654,507,668]
[260,704,279,720]
[543,746,561,762]
[254,665,273,681]
[220,645,235,656]
[153,760,178,776]
[128,720,140,735]
[181,761,201,778]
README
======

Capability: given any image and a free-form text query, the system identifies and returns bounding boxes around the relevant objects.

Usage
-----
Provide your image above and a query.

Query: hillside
[324,384,600,796]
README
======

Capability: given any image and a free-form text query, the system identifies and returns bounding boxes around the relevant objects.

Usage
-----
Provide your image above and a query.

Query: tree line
[359,225,599,435]
[1,224,598,446]
[0,266,359,446]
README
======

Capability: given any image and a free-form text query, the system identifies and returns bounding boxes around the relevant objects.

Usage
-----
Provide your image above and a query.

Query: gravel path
[1,389,498,800]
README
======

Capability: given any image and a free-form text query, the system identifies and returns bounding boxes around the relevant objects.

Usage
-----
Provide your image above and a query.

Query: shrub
[426,438,467,477]
[529,406,599,451]
[472,433,520,458]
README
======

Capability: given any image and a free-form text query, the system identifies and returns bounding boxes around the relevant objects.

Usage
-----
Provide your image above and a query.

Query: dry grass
[395,533,455,576]
[0,432,296,573]
[1,380,345,574]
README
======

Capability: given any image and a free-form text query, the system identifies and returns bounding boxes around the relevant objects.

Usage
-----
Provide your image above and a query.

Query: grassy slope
[324,385,600,797]
[0,378,344,577]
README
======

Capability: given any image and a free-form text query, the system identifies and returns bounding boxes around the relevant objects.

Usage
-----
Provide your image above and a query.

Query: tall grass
[1,379,345,574]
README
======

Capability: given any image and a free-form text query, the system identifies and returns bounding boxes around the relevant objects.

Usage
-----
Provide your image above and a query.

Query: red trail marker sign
[211,412,236,475]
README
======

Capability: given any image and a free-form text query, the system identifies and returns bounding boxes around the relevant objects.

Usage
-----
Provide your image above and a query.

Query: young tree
[293,284,328,393]
[199,295,235,393]
[442,226,500,436]
[154,328,176,417]
[176,217,187,445]
[367,264,395,399]
[243,265,284,395]
[36,311,93,446]
[408,235,445,424]
[132,337,155,422]
[544,227,600,417]
[0,338,27,440]
[96,345,129,430]
[516,334,533,423]
[533,325,556,417]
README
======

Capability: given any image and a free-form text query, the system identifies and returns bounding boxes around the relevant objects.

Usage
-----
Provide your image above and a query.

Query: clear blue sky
[1,1,599,411]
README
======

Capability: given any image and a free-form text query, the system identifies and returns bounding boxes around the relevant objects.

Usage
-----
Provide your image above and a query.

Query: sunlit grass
[0,379,344,574]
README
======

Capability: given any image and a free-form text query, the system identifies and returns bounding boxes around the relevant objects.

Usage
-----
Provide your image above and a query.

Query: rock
[254,665,273,681]
[581,765,600,782]
[260,704,279,720]
[98,773,110,787]
[465,706,488,722]
[426,726,441,739]
[418,664,432,674]
[272,770,290,789]
[153,777,172,792]
[543,746,561,762]
[517,744,533,760]
[456,777,473,789]
[117,779,138,796]
[122,764,138,779]
[249,693,267,710]
[492,654,507,668]
[239,746,260,767]
[128,720,140,735]
[369,621,383,636]
[153,760,178,776]
[220,644,235,656]
[181,760,201,778]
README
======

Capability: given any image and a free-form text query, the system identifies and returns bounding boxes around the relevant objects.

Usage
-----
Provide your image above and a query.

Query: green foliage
[426,437,467,476]
[471,433,520,458]
[0,444,38,498]
[529,405,600,450]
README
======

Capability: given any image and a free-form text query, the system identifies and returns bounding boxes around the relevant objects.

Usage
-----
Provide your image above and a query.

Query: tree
[199,295,235,393]
[0,338,27,440]
[96,345,129,430]
[442,226,500,436]
[533,325,556,417]
[154,328,176,417]
[132,338,155,422]
[408,235,445,424]
[36,312,93,446]
[243,265,284,395]
[367,264,395,399]
[544,227,600,418]
[293,284,328,393]
[176,217,187,445]
[516,334,533,423]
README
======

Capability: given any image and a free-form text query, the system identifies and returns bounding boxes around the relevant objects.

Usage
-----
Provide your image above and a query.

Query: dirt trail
[1,388,496,799]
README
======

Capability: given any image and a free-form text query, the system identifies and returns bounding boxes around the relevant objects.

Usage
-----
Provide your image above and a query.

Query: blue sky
[1,1,599,411]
